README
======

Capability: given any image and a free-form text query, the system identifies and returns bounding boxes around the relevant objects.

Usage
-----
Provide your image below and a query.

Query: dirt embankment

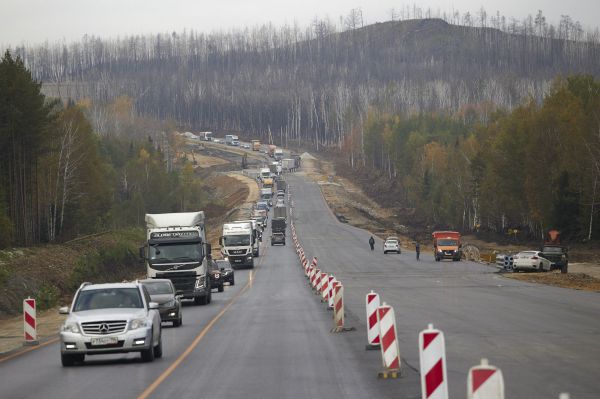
[303,154,600,293]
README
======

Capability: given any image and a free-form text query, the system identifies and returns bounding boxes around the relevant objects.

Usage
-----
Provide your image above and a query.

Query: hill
[11,18,600,144]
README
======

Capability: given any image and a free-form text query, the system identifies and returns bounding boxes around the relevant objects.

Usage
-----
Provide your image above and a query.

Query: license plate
[233,259,241,263]
[91,336,118,346]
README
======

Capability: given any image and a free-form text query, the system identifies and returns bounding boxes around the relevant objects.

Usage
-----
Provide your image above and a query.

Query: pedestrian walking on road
[369,236,375,251]
[415,242,420,261]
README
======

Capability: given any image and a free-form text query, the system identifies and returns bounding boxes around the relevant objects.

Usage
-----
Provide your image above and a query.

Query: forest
[2,7,600,243]
[0,51,203,248]
[342,75,600,240]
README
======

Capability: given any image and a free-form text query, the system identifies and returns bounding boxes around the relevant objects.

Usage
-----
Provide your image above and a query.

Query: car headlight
[61,322,80,334]
[130,318,149,330]
[162,300,176,307]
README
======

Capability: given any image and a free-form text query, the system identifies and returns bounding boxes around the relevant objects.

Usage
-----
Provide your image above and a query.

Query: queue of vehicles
[58,137,299,367]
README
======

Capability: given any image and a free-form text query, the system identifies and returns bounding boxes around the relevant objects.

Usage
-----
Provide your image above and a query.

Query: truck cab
[251,140,261,151]
[141,212,212,305]
[232,219,261,257]
[220,222,255,269]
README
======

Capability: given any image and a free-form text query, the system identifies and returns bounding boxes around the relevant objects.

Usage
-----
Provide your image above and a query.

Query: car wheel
[230,276,235,286]
[61,353,83,367]
[561,263,568,274]
[218,284,224,292]
[207,289,212,304]
[384,251,387,254]
[173,311,182,327]
[513,267,518,272]
[141,334,156,362]
[153,334,163,358]
[195,294,208,305]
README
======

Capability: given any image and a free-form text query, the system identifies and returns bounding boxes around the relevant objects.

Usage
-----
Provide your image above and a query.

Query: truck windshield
[150,243,201,263]
[438,239,457,246]
[223,235,251,246]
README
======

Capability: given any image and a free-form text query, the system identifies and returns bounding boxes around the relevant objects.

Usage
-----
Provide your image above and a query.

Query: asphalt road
[286,173,600,399]
[1,168,599,399]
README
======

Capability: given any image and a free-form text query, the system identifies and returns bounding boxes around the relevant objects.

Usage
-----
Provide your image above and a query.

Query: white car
[241,143,250,149]
[383,237,401,254]
[59,282,162,366]
[513,251,551,272]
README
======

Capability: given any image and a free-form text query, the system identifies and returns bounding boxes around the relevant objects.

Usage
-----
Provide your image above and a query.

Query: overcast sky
[1,0,598,47]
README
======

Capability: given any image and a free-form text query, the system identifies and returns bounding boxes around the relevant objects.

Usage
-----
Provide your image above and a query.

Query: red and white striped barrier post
[315,270,325,293]
[365,291,380,350]
[327,275,336,309]
[23,297,38,346]
[376,302,400,378]
[309,265,316,283]
[332,282,344,331]
[312,269,321,290]
[467,358,504,399]
[419,324,448,399]
[320,271,329,302]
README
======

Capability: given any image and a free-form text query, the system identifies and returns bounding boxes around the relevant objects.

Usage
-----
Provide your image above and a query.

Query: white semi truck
[220,222,256,268]
[141,211,212,305]
[232,219,261,256]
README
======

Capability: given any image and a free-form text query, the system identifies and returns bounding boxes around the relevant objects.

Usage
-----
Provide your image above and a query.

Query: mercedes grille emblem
[99,323,109,334]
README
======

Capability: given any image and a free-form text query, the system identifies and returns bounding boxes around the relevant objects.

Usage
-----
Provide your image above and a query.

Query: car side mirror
[59,306,70,314]
[149,302,159,310]
[219,236,224,246]
[139,246,146,259]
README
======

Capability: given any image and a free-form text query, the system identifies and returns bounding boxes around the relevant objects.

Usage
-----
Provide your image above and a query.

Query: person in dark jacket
[415,242,420,261]
[369,236,375,251]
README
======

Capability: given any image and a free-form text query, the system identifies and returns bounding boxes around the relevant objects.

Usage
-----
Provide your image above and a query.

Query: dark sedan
[214,259,235,286]
[139,279,182,327]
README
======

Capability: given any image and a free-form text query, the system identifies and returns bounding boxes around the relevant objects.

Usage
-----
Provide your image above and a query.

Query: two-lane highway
[1,168,599,399]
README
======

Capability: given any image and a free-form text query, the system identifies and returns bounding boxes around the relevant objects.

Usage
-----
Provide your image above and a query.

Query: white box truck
[220,222,255,268]
[141,211,212,305]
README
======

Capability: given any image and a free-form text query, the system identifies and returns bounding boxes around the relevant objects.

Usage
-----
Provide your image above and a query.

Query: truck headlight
[130,318,149,330]
[195,275,206,290]
[61,322,81,334]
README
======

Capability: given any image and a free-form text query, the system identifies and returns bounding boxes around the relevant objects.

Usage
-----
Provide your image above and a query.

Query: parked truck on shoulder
[540,229,568,273]
[141,211,212,305]
[432,231,462,261]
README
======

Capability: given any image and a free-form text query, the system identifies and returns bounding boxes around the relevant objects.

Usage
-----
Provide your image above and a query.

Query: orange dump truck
[432,231,462,261]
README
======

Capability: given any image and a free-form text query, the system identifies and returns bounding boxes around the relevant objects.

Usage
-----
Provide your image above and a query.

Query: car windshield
[142,281,173,295]
[438,239,457,246]
[215,261,229,269]
[519,252,537,256]
[74,288,143,311]
[149,242,201,263]
[223,235,250,246]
